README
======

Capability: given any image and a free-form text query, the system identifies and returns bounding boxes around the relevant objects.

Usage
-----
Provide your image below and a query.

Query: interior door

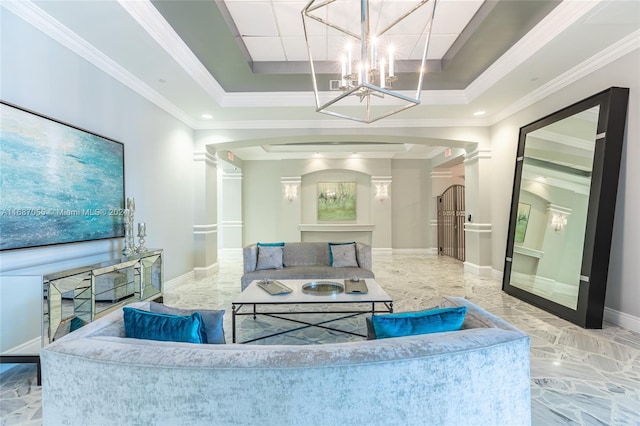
[437,184,465,262]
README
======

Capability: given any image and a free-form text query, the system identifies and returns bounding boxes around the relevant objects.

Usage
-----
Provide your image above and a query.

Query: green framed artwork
[317,182,356,220]
[514,203,531,243]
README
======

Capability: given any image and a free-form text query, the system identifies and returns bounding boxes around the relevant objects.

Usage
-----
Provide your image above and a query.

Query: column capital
[464,148,492,164]
[193,151,217,166]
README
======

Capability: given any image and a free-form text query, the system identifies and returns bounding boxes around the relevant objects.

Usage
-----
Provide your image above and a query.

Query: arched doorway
[437,184,465,261]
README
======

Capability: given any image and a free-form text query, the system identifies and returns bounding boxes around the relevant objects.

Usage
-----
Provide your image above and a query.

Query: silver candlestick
[122,208,133,256]
[127,198,137,255]
[137,222,147,253]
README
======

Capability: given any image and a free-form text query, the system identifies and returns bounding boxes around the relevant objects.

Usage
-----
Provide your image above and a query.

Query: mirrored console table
[0,249,163,384]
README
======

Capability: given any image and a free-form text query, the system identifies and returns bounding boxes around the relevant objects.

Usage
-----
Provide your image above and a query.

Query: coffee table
[231,279,393,343]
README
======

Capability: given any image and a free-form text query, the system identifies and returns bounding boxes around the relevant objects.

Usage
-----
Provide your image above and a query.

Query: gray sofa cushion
[330,243,358,267]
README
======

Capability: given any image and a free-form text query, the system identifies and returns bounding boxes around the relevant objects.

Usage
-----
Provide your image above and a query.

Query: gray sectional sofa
[40,296,531,426]
[241,242,375,290]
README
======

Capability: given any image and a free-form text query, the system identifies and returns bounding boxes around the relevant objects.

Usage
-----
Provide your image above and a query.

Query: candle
[370,36,377,70]
[388,48,395,77]
[358,63,363,85]
[346,43,352,76]
[123,208,130,219]
[138,222,146,235]
[341,56,347,86]
[127,197,135,211]
[380,59,386,88]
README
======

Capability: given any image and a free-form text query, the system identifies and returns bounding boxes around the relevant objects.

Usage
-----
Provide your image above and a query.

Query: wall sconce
[551,214,567,231]
[375,183,389,202]
[282,177,301,203]
[284,184,297,202]
[372,176,391,203]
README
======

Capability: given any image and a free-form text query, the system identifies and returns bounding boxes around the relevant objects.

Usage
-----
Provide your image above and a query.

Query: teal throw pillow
[123,307,207,344]
[368,306,467,340]
[257,242,285,247]
[148,302,226,344]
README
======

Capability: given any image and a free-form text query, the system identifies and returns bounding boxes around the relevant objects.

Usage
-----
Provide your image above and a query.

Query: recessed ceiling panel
[431,0,484,34]
[225,2,278,36]
[282,37,310,61]
[272,2,308,36]
[243,37,286,61]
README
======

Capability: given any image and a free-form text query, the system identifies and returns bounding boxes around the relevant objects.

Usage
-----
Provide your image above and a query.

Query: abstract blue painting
[0,102,125,251]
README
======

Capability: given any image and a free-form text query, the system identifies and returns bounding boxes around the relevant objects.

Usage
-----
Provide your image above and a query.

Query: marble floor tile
[1,252,639,425]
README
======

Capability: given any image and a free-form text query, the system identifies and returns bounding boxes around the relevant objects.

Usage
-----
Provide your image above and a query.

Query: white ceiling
[3,0,640,162]
[224,0,483,62]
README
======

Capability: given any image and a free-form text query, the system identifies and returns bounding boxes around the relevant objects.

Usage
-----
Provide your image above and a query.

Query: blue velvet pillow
[123,307,207,344]
[148,302,226,344]
[257,242,285,247]
[368,306,467,340]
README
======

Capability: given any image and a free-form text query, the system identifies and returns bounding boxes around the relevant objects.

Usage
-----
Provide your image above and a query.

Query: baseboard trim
[391,248,434,255]
[194,262,218,279]
[604,307,640,333]
[3,337,40,355]
[164,270,195,290]
[463,261,493,277]
[492,268,504,281]
[219,248,242,255]
[372,248,393,255]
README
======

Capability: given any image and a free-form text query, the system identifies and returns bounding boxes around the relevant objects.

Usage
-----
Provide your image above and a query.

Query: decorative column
[281,177,302,242]
[463,148,493,276]
[371,176,392,250]
[221,169,243,251]
[193,150,218,278]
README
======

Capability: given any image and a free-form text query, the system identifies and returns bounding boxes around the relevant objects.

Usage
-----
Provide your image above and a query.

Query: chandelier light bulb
[371,36,378,70]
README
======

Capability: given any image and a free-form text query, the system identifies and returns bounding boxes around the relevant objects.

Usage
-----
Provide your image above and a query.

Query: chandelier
[302,0,438,123]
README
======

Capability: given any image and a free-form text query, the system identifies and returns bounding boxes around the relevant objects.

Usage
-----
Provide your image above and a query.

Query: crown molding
[492,29,640,125]
[194,117,491,131]
[11,0,636,132]
[465,1,601,102]
[117,0,226,104]
[3,0,195,127]
[220,89,469,108]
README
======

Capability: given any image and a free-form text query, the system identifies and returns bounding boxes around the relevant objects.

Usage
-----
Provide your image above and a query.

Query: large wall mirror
[503,87,629,328]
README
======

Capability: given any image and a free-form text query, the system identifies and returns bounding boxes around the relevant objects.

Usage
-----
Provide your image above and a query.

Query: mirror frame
[503,87,629,328]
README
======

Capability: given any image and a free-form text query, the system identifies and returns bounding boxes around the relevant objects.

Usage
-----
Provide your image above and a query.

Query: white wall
[490,49,640,321]
[391,159,433,249]
[238,157,449,251]
[0,9,196,280]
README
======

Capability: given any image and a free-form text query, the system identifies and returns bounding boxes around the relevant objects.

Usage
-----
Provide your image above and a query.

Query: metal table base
[232,301,393,344]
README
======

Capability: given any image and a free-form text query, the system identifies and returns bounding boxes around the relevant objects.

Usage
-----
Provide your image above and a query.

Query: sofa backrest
[40,298,531,426]
[243,242,373,272]
[283,242,330,267]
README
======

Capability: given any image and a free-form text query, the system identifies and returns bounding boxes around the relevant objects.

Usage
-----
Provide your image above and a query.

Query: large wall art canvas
[0,102,125,251]
[317,182,356,220]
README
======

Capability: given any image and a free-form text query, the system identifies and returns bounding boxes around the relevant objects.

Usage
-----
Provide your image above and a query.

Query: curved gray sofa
[241,242,375,290]
[41,297,531,426]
